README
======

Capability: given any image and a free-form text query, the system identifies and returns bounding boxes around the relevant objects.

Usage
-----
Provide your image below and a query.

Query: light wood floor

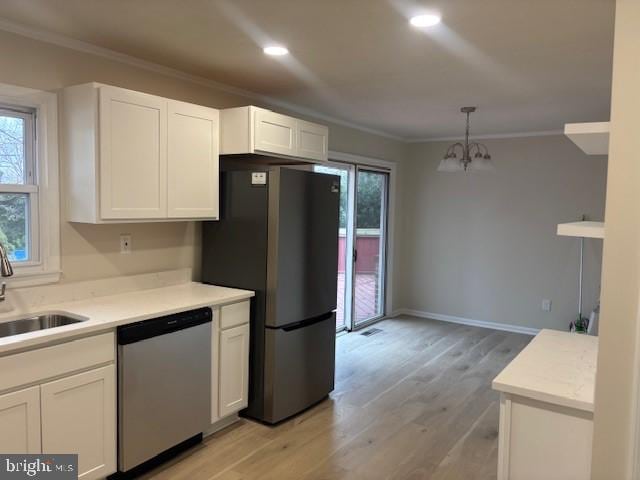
[143,316,531,480]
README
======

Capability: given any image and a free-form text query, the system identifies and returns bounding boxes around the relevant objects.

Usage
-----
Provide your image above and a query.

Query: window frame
[0,105,39,265]
[0,83,60,287]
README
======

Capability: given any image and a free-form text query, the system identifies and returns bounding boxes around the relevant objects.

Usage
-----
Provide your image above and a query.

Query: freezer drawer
[264,313,336,423]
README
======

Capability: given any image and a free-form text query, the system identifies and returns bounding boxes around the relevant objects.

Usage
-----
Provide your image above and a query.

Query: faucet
[0,242,14,302]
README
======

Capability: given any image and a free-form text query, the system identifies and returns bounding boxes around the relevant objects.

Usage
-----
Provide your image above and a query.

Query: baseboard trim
[387,309,406,319]
[393,309,540,336]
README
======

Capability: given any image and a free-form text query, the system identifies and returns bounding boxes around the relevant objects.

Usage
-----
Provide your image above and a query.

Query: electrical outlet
[542,299,552,312]
[120,234,132,254]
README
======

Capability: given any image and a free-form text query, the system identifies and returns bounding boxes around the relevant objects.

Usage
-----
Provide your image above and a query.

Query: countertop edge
[492,379,594,413]
[0,285,254,356]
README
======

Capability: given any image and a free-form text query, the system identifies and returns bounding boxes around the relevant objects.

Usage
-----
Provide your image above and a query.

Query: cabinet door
[297,120,328,162]
[168,100,219,219]
[99,86,167,219]
[41,365,116,480]
[0,386,41,454]
[219,323,250,418]
[254,109,297,157]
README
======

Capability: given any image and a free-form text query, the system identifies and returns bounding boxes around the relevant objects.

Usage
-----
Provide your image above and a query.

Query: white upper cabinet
[167,100,219,219]
[220,106,329,162]
[63,83,219,223]
[99,86,167,220]
[254,109,297,157]
[297,119,329,162]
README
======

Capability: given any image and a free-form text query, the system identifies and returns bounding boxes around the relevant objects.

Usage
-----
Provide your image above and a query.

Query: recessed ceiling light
[409,14,441,27]
[263,45,289,56]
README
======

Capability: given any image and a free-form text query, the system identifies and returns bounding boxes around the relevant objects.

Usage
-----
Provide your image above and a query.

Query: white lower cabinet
[0,333,116,479]
[0,386,41,453]
[219,323,250,418]
[498,393,593,480]
[213,301,251,422]
[41,365,116,480]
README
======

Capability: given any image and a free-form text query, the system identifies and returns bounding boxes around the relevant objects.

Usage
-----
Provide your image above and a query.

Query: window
[0,84,60,287]
[0,106,37,264]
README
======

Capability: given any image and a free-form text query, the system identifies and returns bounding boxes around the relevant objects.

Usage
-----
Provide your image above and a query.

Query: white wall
[398,135,607,331]
[0,29,405,284]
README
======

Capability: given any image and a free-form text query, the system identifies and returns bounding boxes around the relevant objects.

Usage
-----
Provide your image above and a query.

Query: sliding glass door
[353,168,388,327]
[314,163,389,331]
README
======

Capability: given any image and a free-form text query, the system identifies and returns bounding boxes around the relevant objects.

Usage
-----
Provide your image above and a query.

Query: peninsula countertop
[492,328,598,412]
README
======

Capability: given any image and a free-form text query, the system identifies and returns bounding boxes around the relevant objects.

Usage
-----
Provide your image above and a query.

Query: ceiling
[0,0,615,140]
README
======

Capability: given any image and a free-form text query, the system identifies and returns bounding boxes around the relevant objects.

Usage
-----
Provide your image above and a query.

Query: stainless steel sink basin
[0,313,88,339]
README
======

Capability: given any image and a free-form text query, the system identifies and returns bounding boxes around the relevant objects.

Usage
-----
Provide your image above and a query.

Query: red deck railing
[338,229,381,273]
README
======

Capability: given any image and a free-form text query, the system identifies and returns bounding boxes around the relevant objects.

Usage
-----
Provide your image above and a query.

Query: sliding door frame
[318,160,356,333]
[327,151,397,331]
[351,165,390,329]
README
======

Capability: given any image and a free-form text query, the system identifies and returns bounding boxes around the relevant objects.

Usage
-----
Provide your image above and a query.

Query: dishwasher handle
[118,307,212,345]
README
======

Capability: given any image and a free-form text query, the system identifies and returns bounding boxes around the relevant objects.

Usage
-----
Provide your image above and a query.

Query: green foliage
[314,166,385,230]
[0,194,27,255]
[356,172,384,229]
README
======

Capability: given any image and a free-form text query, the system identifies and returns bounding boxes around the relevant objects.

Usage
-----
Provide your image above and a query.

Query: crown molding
[0,17,404,141]
[406,129,565,143]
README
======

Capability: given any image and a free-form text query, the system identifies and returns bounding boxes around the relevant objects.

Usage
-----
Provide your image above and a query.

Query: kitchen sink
[0,313,88,339]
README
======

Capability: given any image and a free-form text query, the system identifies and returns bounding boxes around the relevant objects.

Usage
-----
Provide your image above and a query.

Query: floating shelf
[557,221,605,239]
[564,122,610,155]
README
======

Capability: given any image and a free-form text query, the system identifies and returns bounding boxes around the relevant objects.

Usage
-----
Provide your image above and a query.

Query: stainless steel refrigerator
[202,164,340,424]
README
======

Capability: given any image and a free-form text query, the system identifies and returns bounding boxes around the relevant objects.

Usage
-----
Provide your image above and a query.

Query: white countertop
[0,282,254,355]
[492,329,598,412]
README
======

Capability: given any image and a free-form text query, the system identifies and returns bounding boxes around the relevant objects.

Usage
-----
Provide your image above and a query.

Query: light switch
[542,299,552,312]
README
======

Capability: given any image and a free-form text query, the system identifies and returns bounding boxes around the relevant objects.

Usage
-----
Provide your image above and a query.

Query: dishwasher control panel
[117,307,212,345]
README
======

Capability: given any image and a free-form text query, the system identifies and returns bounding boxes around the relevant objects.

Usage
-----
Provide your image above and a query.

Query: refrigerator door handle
[281,312,335,332]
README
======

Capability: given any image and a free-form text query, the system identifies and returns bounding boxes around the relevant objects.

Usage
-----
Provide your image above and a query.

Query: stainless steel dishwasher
[116,307,212,475]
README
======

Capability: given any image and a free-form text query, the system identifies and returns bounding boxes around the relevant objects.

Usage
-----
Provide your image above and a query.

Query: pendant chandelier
[437,107,494,172]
